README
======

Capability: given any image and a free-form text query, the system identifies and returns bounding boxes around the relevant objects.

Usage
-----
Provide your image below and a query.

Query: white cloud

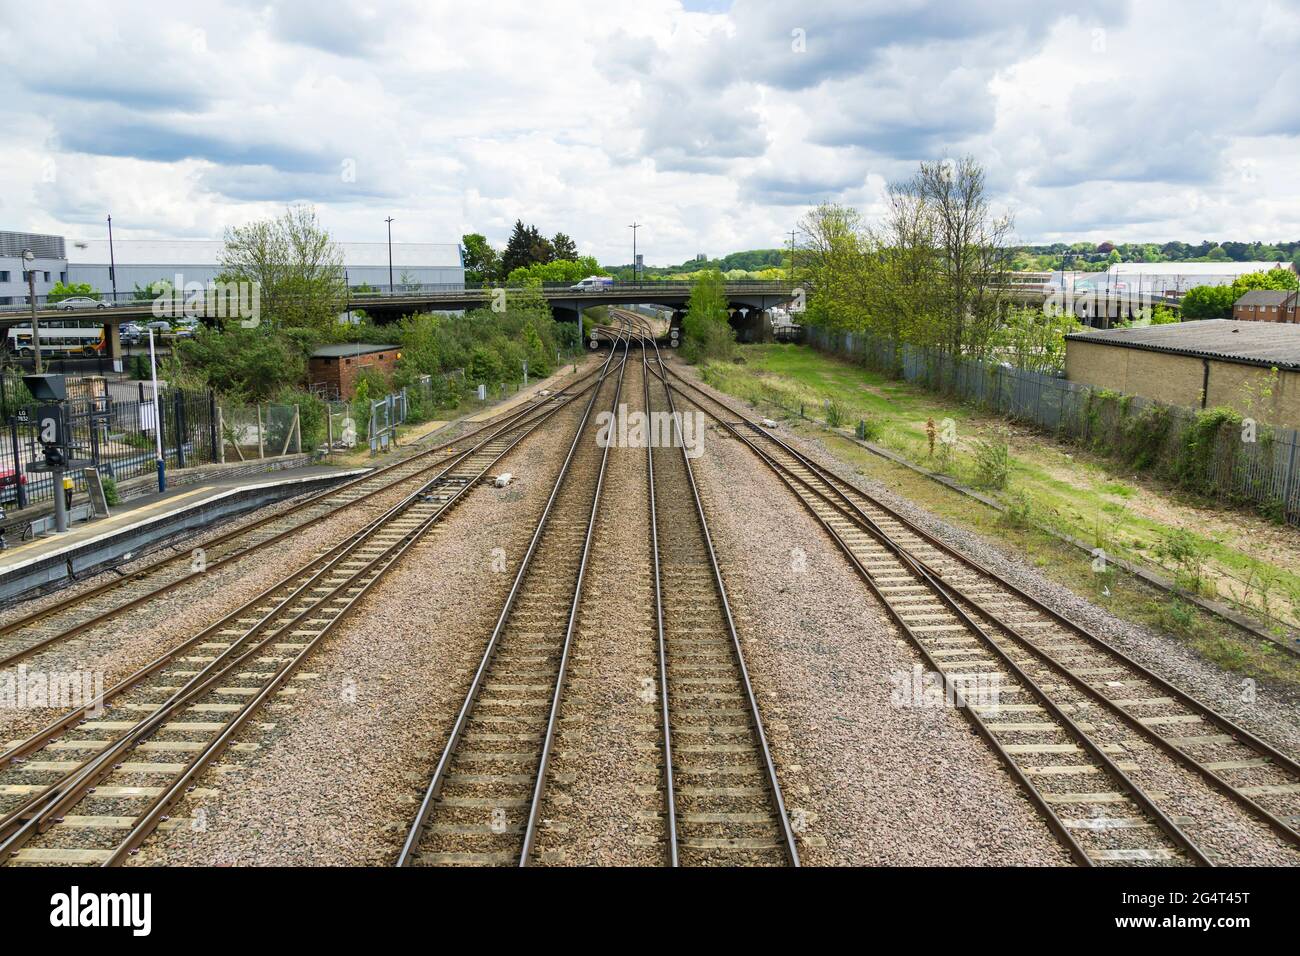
[0,0,1296,263]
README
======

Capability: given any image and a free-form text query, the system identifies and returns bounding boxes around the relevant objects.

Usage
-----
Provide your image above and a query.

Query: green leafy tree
[681,269,735,362]
[47,281,98,302]
[551,232,578,261]
[1180,284,1236,320]
[461,233,500,286]
[501,220,554,276]
[218,204,347,334]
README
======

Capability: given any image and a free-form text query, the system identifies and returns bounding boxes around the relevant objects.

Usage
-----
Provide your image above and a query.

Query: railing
[0,280,800,317]
[1,388,220,511]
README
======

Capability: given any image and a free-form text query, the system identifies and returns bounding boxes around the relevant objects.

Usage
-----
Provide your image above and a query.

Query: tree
[681,269,735,362]
[461,233,500,286]
[906,155,1014,358]
[501,220,554,277]
[47,281,97,303]
[219,204,346,334]
[1180,284,1235,320]
[552,232,577,261]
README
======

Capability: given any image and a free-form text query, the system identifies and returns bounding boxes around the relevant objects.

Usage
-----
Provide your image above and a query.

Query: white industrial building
[67,238,464,294]
[0,231,69,306]
[1074,261,1297,296]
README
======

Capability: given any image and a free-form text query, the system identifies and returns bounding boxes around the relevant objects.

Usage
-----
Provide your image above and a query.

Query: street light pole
[628,222,640,282]
[148,328,165,492]
[788,229,797,282]
[385,217,395,293]
[22,249,43,374]
[107,214,119,305]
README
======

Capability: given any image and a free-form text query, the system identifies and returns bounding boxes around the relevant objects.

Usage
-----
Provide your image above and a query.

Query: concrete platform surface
[0,464,369,603]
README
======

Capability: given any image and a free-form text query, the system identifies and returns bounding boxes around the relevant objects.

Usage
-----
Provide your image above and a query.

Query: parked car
[119,322,143,345]
[54,296,109,311]
[145,320,173,334]
[0,468,27,506]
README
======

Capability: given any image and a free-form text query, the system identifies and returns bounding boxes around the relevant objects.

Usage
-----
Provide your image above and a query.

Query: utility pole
[787,229,797,282]
[22,249,43,373]
[628,222,640,282]
[107,214,119,304]
[148,328,165,492]
[385,217,395,293]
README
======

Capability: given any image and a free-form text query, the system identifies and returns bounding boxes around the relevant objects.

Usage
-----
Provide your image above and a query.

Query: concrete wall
[1066,340,1300,428]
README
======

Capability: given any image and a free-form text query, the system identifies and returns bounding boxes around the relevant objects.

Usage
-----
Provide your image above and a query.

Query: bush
[101,475,120,506]
[972,429,1011,489]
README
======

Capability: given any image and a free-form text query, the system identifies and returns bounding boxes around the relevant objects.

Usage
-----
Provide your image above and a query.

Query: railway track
[659,359,1300,866]
[398,328,631,866]
[0,369,599,672]
[639,325,799,866]
[0,376,600,866]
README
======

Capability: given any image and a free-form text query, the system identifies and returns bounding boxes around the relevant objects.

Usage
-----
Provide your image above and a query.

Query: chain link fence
[805,325,1300,526]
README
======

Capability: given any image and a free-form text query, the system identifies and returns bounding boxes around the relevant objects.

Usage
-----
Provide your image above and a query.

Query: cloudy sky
[0,0,1297,264]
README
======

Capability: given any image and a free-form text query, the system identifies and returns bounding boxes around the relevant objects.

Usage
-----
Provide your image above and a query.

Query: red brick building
[309,343,401,400]
[1233,289,1299,323]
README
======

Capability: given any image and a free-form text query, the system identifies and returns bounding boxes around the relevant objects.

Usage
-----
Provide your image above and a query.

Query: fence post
[208,391,219,466]
[256,405,265,459]
[293,404,301,455]
[174,390,187,469]
[326,407,333,457]
[9,419,27,511]
[1285,431,1299,524]
[216,406,226,464]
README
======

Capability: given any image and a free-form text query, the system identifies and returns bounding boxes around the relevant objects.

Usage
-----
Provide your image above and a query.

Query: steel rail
[517,330,631,865]
[0,367,602,669]
[397,328,632,866]
[0,383,598,856]
[638,326,679,867]
[620,311,800,866]
[664,366,1300,849]
[0,392,582,865]
[666,375,1212,866]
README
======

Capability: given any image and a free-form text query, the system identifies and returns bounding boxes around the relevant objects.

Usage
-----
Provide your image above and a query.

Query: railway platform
[0,464,368,603]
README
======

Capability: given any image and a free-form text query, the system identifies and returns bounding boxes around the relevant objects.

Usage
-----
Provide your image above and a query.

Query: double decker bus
[5,321,106,357]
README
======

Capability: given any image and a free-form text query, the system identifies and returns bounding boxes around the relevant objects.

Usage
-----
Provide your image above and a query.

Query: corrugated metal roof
[1066,319,1300,370]
[67,239,462,269]
[0,231,65,259]
[311,343,399,358]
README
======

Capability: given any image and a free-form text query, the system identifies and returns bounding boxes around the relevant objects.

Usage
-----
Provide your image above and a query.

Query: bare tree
[909,155,1014,358]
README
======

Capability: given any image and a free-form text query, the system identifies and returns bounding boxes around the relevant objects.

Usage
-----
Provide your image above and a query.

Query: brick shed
[309,343,401,400]
[1065,320,1300,429]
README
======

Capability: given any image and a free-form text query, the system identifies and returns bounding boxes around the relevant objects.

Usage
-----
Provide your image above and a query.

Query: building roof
[1108,261,1293,276]
[1065,319,1300,371]
[67,239,462,269]
[311,343,399,358]
[0,231,65,260]
[1235,289,1296,307]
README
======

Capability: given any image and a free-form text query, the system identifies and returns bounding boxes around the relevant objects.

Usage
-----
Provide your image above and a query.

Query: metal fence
[2,388,219,510]
[218,404,302,462]
[805,325,1300,526]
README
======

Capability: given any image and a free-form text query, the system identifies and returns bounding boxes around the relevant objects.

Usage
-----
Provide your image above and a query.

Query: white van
[570,276,614,291]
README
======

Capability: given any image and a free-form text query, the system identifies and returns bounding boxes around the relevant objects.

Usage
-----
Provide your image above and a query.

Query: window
[0,271,9,282]
[43,271,50,283]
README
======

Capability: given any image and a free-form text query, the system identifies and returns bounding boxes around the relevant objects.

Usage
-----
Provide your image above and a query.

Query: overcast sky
[1,0,1297,265]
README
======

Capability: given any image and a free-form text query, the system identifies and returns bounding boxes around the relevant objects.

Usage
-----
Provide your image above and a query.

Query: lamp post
[22,249,43,374]
[629,222,639,282]
[787,229,797,283]
[385,217,395,293]
[107,214,119,305]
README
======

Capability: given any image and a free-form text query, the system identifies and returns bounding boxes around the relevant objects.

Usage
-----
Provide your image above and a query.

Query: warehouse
[64,238,464,295]
[1064,319,1300,428]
